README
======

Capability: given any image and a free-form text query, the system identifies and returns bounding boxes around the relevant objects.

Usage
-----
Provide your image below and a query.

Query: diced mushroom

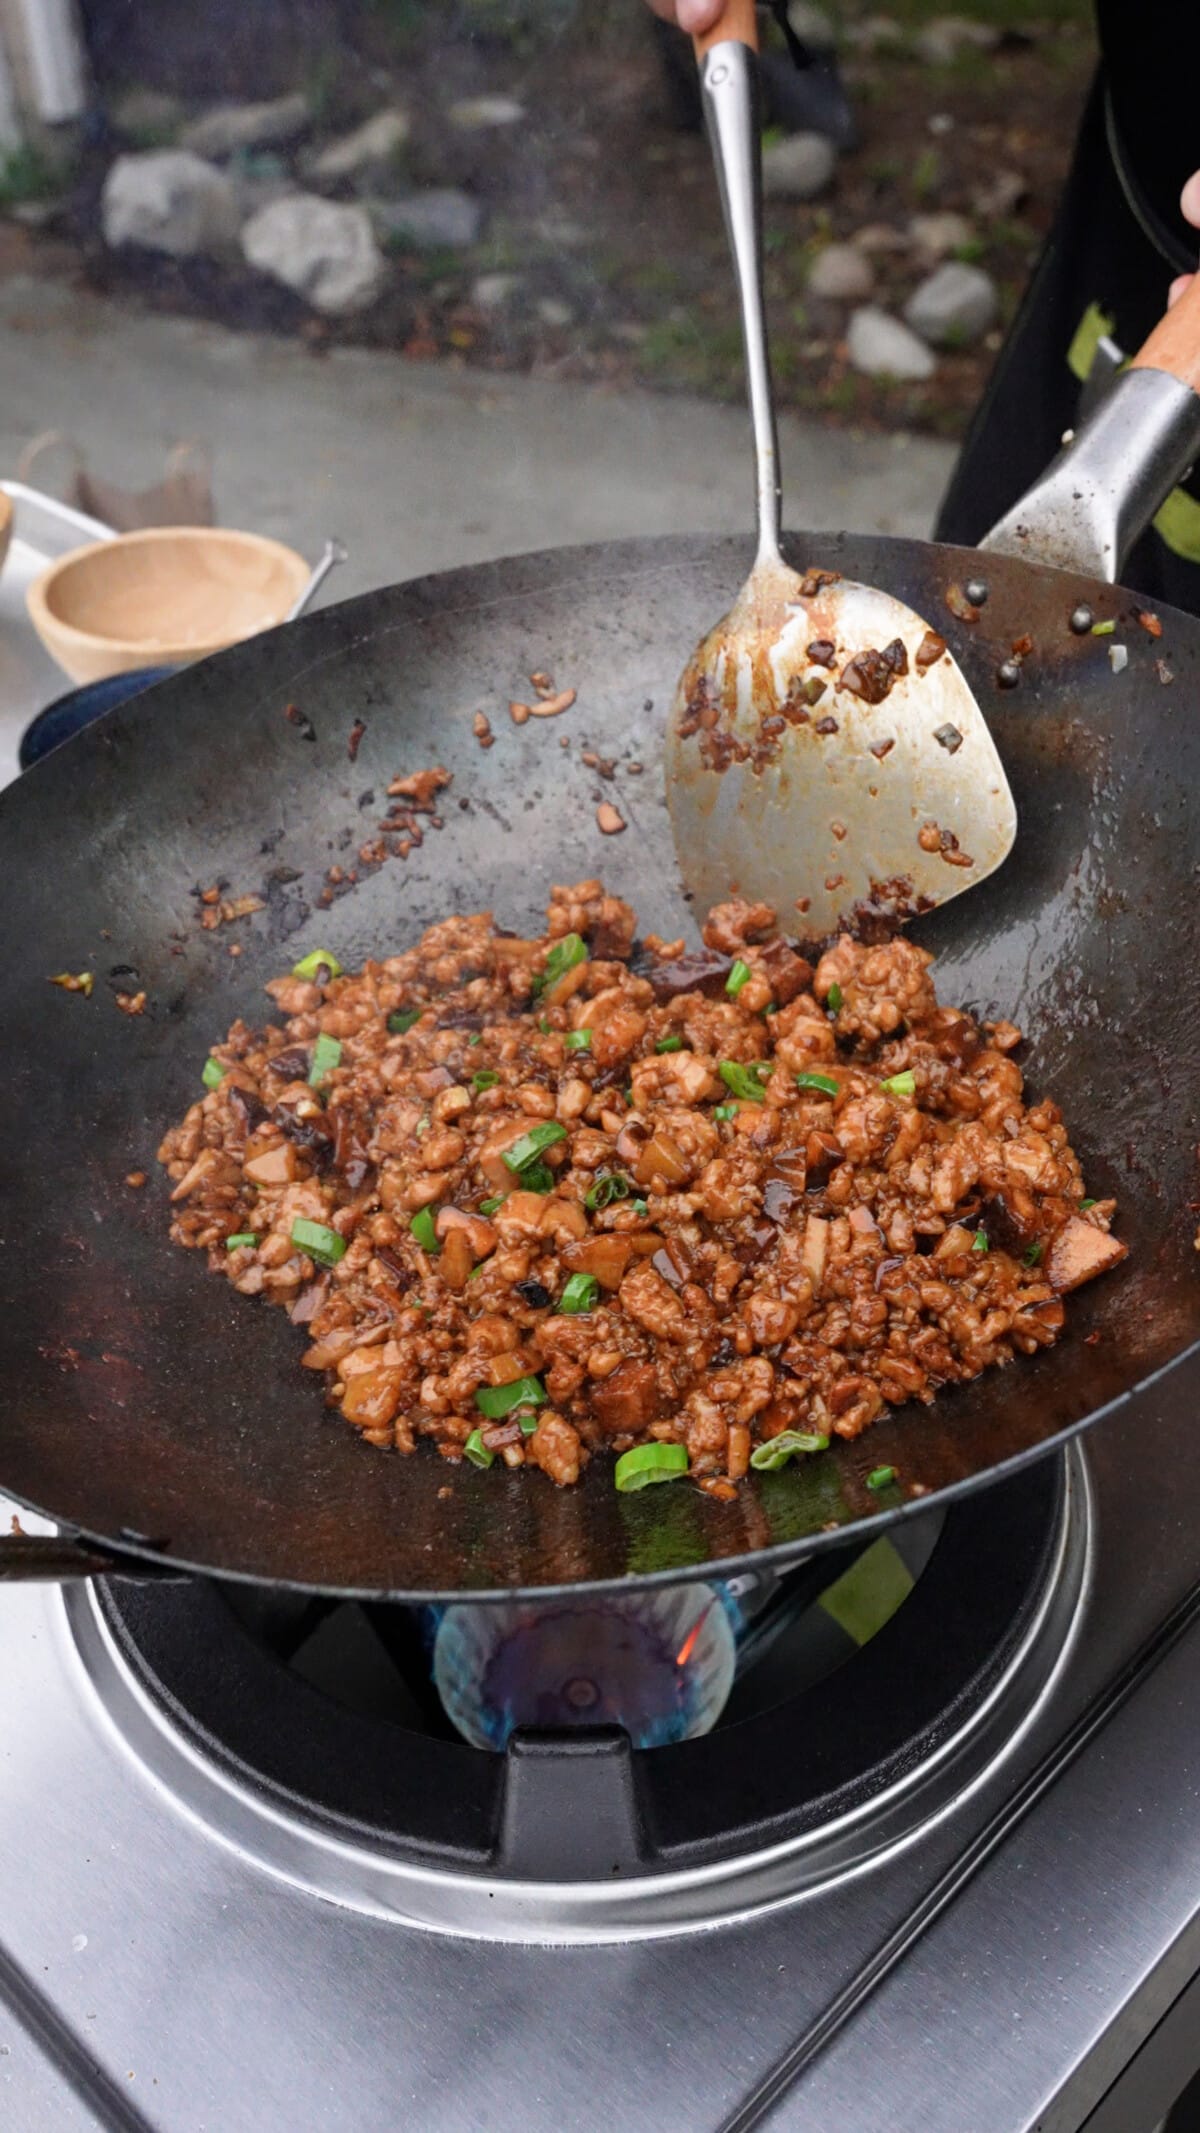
[1046,1217,1128,1294]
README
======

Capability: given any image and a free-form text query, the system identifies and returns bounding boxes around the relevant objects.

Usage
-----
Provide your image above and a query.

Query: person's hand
[646,0,724,31]
[1168,171,1200,307]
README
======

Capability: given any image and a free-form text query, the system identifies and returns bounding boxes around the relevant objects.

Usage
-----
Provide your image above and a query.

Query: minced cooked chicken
[157,882,1126,1490]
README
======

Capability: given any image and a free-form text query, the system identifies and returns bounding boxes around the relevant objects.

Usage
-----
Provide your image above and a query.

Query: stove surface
[3,1377,1200,2132]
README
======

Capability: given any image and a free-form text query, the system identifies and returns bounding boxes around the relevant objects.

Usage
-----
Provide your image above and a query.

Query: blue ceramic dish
[19,665,178,770]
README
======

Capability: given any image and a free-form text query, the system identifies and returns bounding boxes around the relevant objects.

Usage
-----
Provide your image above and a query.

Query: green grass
[0,144,61,207]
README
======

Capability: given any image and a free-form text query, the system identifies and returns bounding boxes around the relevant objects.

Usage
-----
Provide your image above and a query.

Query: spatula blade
[665,578,1016,937]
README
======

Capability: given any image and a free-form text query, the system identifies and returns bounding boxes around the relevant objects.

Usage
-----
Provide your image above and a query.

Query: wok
[2,330,1200,1599]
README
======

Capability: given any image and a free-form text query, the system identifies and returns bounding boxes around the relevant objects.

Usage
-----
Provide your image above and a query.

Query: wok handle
[693,0,758,55]
[0,1531,178,1582]
[982,268,1200,580]
[694,10,783,569]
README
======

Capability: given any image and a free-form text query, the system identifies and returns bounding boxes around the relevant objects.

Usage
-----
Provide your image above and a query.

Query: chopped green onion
[388,1008,420,1034]
[631,1198,649,1215]
[468,1263,484,1280]
[410,1206,439,1253]
[1024,1242,1044,1266]
[538,1017,551,1035]
[521,1160,555,1193]
[415,1115,430,1137]
[463,1429,494,1469]
[563,1029,592,1053]
[867,1465,896,1490]
[586,1172,631,1211]
[613,1443,689,1492]
[225,1232,258,1250]
[1091,618,1116,636]
[656,1035,684,1053]
[479,1196,504,1216]
[476,1374,546,1419]
[468,1033,483,1047]
[472,1069,500,1091]
[1080,1197,1097,1211]
[503,1120,567,1174]
[764,1002,779,1015]
[308,1032,342,1085]
[749,1430,830,1472]
[719,1060,767,1104]
[519,1413,540,1435]
[201,1056,225,1091]
[880,1070,916,1099]
[971,1229,989,1253]
[558,1272,599,1314]
[796,1071,839,1097]
[713,1103,738,1122]
[536,931,587,995]
[290,1217,347,1267]
[726,958,752,998]
[827,981,843,1012]
[292,949,341,982]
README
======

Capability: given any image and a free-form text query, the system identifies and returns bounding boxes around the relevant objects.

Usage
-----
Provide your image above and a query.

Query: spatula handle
[694,16,781,567]
[1129,267,1200,394]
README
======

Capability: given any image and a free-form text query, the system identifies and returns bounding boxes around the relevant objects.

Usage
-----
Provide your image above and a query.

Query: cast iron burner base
[67,1449,1088,1943]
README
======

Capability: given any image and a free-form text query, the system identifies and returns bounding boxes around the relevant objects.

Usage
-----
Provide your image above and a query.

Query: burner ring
[62,1448,1091,1945]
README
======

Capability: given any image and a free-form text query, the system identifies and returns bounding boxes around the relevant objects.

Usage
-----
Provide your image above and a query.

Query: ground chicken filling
[157,881,1126,1492]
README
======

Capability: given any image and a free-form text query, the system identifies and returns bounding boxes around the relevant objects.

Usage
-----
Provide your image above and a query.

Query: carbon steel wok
[0,510,1197,1599]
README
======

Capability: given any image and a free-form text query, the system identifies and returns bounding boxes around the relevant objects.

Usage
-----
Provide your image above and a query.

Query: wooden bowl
[26,525,311,685]
[0,491,13,579]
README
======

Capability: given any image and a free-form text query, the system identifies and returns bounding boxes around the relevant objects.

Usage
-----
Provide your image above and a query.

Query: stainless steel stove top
[3,1383,1200,2133]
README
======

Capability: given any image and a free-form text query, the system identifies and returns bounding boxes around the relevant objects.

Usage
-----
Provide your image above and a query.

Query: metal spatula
[664,0,1015,935]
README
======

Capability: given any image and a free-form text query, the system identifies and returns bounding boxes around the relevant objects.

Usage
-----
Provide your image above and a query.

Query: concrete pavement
[0,274,955,599]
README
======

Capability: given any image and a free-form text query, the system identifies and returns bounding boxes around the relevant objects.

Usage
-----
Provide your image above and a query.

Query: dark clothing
[935,11,1200,611]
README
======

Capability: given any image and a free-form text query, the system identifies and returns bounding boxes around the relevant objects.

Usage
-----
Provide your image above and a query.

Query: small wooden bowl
[27,525,311,685]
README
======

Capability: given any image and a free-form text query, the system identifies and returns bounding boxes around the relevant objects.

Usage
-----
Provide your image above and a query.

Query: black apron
[935,52,1200,612]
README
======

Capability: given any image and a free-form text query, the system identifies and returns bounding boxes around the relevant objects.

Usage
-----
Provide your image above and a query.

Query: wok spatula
[664,0,1016,933]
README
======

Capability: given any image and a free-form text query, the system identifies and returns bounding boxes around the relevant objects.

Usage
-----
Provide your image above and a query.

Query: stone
[908,210,973,262]
[851,222,911,255]
[309,109,410,183]
[179,94,310,160]
[447,95,525,131]
[102,151,241,258]
[841,14,904,52]
[787,2,836,50]
[904,261,998,347]
[914,15,1001,64]
[374,189,482,250]
[111,87,183,143]
[472,270,521,310]
[972,169,1027,220]
[807,242,874,301]
[537,297,574,328]
[241,193,385,314]
[761,131,836,202]
[847,306,936,381]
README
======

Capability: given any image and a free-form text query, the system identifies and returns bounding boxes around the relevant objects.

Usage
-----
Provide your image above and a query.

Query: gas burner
[65,1449,1088,1944]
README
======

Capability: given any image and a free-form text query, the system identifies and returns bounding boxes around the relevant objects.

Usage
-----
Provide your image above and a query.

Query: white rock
[472,270,522,309]
[375,189,482,250]
[807,242,874,300]
[972,168,1027,220]
[537,297,574,328]
[448,95,525,131]
[914,15,1001,63]
[787,2,836,50]
[847,307,936,381]
[180,94,310,160]
[904,261,998,346]
[309,109,410,182]
[102,151,240,258]
[241,193,385,314]
[762,131,835,201]
[851,221,911,255]
[908,209,973,261]
[841,14,904,52]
